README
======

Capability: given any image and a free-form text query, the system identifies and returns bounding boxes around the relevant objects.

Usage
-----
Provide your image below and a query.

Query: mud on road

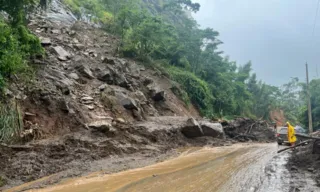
[7,143,319,192]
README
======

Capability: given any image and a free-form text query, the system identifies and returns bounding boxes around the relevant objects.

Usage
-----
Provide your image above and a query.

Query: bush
[168,67,214,116]
[0,20,42,91]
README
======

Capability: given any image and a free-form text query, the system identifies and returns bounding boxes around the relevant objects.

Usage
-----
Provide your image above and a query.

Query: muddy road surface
[6,143,318,192]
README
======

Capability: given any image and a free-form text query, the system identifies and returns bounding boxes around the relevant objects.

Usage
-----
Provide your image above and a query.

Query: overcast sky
[192,0,320,85]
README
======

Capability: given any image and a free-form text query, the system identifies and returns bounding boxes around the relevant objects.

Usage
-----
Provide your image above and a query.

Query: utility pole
[306,62,313,133]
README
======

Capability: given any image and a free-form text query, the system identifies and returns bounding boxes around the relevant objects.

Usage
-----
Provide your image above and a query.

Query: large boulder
[102,56,116,65]
[181,118,204,138]
[200,121,225,139]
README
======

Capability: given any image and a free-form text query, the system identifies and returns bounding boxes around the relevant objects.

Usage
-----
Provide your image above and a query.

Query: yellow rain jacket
[287,122,297,143]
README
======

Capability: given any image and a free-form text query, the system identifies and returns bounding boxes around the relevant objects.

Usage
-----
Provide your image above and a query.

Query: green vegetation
[0,176,6,187]
[169,67,214,116]
[61,0,292,119]
[0,0,43,142]
[0,1,43,90]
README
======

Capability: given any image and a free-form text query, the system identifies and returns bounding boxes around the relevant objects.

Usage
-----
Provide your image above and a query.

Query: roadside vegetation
[0,0,43,142]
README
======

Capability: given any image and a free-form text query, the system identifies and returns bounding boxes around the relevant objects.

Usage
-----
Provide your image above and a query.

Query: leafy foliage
[169,67,214,116]
[62,0,285,118]
[0,19,42,89]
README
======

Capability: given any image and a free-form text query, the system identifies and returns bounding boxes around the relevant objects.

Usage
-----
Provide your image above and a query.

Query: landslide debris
[287,131,320,188]
[223,118,276,142]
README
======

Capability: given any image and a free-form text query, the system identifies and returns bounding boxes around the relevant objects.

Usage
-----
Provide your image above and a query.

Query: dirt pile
[0,117,229,190]
[287,133,320,188]
[223,118,276,142]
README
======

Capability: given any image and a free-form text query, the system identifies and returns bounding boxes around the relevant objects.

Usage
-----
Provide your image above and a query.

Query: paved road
[7,143,318,192]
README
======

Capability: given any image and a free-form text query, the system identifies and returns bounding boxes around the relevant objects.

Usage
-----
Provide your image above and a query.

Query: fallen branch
[233,134,256,140]
[246,123,256,134]
[277,140,311,153]
[295,133,320,140]
[0,143,33,150]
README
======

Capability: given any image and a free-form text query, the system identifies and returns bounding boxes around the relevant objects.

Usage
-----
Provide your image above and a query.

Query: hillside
[0,0,282,190]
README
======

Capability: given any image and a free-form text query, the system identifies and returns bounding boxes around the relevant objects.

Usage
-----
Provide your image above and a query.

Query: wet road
[7,143,317,192]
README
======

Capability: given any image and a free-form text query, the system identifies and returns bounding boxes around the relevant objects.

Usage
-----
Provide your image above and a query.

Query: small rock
[97,69,113,83]
[87,120,112,133]
[132,109,143,121]
[143,77,153,85]
[73,38,79,44]
[4,88,13,97]
[61,87,70,95]
[51,29,61,34]
[102,56,116,65]
[25,112,36,117]
[115,74,130,88]
[40,37,51,46]
[291,166,298,171]
[120,97,138,110]
[98,84,108,91]
[135,91,147,103]
[52,46,71,61]
[87,105,95,110]
[74,43,85,50]
[33,59,46,65]
[152,91,166,101]
[81,96,94,104]
[68,73,79,80]
[116,118,126,124]
[58,99,69,113]
[68,30,76,36]
[307,167,314,172]
[62,63,68,70]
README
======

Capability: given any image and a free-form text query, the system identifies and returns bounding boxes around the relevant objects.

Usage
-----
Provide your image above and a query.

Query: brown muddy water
[6,143,318,192]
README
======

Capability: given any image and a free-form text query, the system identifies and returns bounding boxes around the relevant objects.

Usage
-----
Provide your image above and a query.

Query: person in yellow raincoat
[286,122,297,147]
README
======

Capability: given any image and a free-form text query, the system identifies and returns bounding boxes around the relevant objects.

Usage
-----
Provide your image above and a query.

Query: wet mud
[9,143,313,192]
